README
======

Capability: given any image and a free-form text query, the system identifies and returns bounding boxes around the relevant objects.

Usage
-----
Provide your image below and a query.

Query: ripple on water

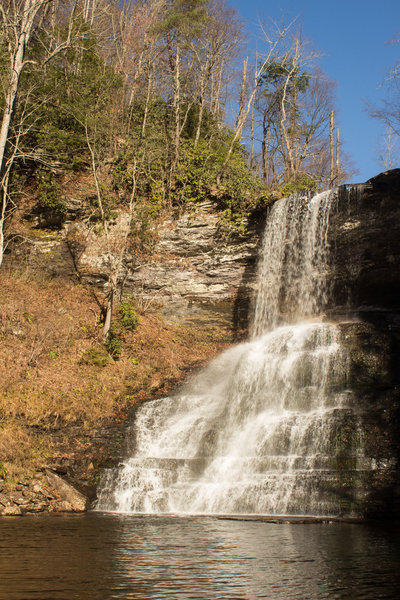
[0,514,399,600]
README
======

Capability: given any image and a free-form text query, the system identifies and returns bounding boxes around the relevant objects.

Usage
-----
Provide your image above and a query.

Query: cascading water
[96,190,364,516]
[252,190,334,333]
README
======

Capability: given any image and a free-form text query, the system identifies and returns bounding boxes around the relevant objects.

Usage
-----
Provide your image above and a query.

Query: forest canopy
[0,0,350,271]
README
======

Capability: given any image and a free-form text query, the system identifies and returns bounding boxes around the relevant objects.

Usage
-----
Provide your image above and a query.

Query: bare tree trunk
[279,45,300,182]
[173,42,181,166]
[141,66,154,138]
[84,116,140,338]
[103,287,114,339]
[0,2,35,177]
[291,75,298,175]
[210,64,223,122]
[335,127,340,183]
[0,0,51,266]
[194,65,209,149]
[0,180,7,268]
[250,102,255,169]
[279,73,294,182]
[329,110,334,187]
[262,115,270,184]
[222,20,293,170]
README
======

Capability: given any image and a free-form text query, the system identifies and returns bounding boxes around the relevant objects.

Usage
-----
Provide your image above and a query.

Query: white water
[97,190,363,516]
[253,190,335,334]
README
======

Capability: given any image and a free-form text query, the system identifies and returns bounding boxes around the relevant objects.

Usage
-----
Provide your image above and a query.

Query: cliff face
[64,200,266,336]
[3,169,400,518]
[328,169,400,317]
[324,170,400,517]
[124,203,258,327]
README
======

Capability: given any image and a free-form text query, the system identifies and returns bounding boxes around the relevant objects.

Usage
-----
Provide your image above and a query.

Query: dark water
[0,514,399,600]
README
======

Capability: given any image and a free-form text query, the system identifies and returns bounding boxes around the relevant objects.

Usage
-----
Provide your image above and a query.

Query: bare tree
[253,31,342,188]
[84,123,139,339]
[367,34,400,158]
[0,1,52,266]
[0,0,88,266]
[187,0,242,148]
[377,125,399,170]
[222,19,294,170]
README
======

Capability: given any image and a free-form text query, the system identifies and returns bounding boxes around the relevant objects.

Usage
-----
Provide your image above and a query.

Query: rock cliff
[73,200,265,335]
[326,170,400,517]
[3,169,400,518]
[328,169,400,317]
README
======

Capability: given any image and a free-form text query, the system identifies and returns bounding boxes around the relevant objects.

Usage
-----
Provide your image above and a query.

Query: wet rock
[31,482,45,495]
[328,170,400,314]
[335,317,400,518]
[24,503,47,514]
[338,321,394,391]
[0,494,9,507]
[10,493,27,506]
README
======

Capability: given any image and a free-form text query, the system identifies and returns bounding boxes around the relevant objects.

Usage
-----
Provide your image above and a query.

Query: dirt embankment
[0,269,231,515]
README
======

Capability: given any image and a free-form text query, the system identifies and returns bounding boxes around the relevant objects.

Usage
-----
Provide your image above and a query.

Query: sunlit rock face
[118,169,400,333]
[119,200,264,332]
[14,170,400,336]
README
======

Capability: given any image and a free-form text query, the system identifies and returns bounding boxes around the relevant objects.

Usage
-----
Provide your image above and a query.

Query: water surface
[0,513,399,599]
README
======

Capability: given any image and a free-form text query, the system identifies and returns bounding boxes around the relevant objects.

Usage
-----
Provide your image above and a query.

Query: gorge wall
[10,171,400,332]
[70,200,265,336]
[328,170,400,517]
[66,170,400,334]
[94,170,400,519]
[4,169,400,518]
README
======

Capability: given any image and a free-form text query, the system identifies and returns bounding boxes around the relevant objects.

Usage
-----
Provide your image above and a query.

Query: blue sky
[229,0,400,183]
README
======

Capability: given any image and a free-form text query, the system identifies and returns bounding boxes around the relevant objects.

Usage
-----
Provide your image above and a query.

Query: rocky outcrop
[122,203,264,332]
[0,471,89,515]
[7,198,265,336]
[73,200,265,333]
[328,169,400,317]
[323,170,400,517]
[335,320,400,518]
[45,469,89,511]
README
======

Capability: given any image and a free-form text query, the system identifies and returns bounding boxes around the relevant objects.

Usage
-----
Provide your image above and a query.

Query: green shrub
[80,347,110,367]
[281,174,318,197]
[0,461,8,479]
[36,171,67,219]
[171,138,271,235]
[119,303,138,332]
[105,331,124,359]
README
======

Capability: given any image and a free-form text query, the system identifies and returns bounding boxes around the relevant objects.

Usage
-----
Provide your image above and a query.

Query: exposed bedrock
[327,171,400,517]
[328,169,400,317]
[69,199,266,334]
[122,169,400,330]
[337,320,400,517]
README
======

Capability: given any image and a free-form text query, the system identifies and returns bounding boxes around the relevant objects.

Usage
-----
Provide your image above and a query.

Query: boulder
[45,470,89,512]
[2,505,22,516]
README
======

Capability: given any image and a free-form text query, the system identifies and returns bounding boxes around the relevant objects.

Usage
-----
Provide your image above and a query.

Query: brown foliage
[0,269,230,483]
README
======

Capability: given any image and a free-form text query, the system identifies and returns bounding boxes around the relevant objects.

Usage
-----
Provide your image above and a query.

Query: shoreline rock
[0,470,89,516]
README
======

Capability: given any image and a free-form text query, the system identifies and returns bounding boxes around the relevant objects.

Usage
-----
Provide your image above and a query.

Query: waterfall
[96,190,364,516]
[252,190,334,334]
